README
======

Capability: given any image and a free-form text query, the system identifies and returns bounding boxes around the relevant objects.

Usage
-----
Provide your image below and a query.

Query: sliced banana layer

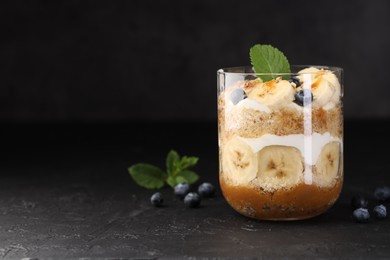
[298,67,341,109]
[256,145,304,191]
[239,132,342,165]
[221,135,342,190]
[313,142,341,188]
[222,136,258,186]
[248,78,295,109]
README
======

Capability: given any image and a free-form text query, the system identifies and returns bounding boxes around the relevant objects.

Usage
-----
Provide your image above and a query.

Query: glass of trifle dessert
[217,45,343,220]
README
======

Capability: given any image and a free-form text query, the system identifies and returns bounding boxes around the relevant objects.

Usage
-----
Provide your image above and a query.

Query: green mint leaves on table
[249,44,291,81]
[128,150,199,189]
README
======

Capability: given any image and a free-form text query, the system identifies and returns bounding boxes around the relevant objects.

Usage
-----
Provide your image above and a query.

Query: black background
[1,0,390,122]
[1,2,390,257]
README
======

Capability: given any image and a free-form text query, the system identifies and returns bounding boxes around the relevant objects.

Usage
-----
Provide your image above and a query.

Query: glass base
[220,178,343,221]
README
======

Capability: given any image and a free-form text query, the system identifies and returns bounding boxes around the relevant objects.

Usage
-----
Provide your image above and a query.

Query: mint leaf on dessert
[250,44,290,81]
[128,163,166,189]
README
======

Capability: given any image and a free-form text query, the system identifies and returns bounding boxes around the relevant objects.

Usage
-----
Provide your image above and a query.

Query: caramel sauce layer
[220,178,343,220]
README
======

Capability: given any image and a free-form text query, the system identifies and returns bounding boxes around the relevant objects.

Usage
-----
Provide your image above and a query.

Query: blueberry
[373,204,387,219]
[174,183,190,199]
[351,195,368,209]
[184,192,201,208]
[230,88,247,105]
[353,208,370,223]
[374,186,390,201]
[150,192,163,207]
[198,182,215,198]
[294,89,313,106]
[288,77,301,87]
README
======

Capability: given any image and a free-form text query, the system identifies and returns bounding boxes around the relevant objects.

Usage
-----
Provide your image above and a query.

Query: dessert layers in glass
[217,66,343,220]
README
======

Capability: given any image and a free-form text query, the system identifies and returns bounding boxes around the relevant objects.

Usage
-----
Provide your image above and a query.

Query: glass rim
[217,65,343,76]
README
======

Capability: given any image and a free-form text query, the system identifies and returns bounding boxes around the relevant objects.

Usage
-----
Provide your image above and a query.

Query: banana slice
[313,142,341,188]
[222,136,258,186]
[298,67,341,109]
[242,78,262,95]
[248,78,295,108]
[257,145,304,191]
[323,72,341,110]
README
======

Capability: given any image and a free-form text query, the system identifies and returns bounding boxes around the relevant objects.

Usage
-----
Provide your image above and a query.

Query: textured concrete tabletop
[0,121,389,258]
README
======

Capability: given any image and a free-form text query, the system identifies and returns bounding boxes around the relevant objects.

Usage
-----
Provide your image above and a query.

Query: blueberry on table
[230,88,247,105]
[174,183,190,199]
[374,186,390,201]
[373,204,387,219]
[184,192,201,208]
[353,208,370,223]
[198,182,216,198]
[150,192,163,207]
[288,77,301,87]
[351,195,368,209]
[294,89,313,106]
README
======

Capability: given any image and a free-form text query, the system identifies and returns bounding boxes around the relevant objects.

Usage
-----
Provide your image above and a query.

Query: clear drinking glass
[217,65,343,220]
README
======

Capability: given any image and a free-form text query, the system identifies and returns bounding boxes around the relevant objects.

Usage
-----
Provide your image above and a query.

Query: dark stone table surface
[0,121,389,259]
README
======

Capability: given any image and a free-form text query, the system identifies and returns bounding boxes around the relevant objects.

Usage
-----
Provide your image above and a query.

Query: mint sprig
[128,150,199,189]
[128,163,166,189]
[250,44,291,81]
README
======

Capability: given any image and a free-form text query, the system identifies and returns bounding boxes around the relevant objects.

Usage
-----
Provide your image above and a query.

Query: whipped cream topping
[235,98,271,113]
[239,132,342,165]
[298,67,341,110]
[227,96,302,114]
[224,67,341,111]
